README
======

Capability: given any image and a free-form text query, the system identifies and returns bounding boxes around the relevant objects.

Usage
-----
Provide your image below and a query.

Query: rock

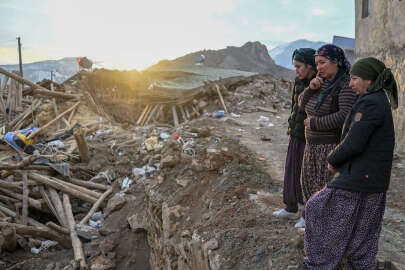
[162,204,183,240]
[105,193,126,215]
[76,224,100,240]
[100,238,116,255]
[204,238,219,250]
[127,213,148,232]
[90,255,115,270]
[198,100,208,109]
[161,155,178,168]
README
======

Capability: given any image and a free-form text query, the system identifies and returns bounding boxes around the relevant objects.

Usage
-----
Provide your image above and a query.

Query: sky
[0,0,355,70]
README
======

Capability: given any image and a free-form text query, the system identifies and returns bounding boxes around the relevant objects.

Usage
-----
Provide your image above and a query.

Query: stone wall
[355,0,405,150]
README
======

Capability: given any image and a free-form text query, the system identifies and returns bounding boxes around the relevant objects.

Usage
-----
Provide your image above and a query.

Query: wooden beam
[215,84,228,113]
[21,172,28,225]
[74,127,90,163]
[144,104,159,125]
[0,67,82,99]
[136,105,150,125]
[172,105,179,126]
[0,222,71,248]
[27,101,80,139]
[28,173,98,204]
[63,194,88,269]
[79,188,112,225]
[50,83,60,130]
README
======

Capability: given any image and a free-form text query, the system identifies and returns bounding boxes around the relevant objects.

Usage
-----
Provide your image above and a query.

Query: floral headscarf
[315,44,351,74]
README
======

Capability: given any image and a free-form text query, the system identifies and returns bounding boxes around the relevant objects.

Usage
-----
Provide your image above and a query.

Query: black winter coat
[327,90,395,193]
[288,77,311,143]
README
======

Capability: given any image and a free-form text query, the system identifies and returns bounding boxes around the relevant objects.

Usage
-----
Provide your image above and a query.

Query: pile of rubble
[0,66,301,270]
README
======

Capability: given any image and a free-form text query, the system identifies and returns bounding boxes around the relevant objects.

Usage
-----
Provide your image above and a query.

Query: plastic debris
[257,116,269,122]
[91,211,103,221]
[231,113,241,118]
[96,129,113,136]
[121,177,133,190]
[268,123,275,127]
[133,167,146,176]
[47,140,65,149]
[160,132,170,139]
[89,219,102,229]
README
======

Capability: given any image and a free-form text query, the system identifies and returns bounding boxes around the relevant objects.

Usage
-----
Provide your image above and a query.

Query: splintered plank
[136,105,150,125]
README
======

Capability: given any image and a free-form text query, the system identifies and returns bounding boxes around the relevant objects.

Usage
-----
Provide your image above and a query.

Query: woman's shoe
[294,217,305,228]
[273,209,296,218]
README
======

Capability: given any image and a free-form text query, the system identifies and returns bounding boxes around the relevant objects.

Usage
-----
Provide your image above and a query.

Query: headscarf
[292,48,316,70]
[313,44,351,111]
[315,44,351,74]
[350,57,398,109]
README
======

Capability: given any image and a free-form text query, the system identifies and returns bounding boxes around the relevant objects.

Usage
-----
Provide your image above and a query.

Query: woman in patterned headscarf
[273,48,316,220]
[294,44,357,228]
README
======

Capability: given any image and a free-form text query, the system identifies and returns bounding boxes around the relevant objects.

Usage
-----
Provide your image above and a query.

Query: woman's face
[315,56,338,80]
[349,75,372,95]
[293,60,315,80]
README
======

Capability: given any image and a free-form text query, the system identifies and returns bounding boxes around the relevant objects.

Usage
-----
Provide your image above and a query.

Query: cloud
[311,8,327,16]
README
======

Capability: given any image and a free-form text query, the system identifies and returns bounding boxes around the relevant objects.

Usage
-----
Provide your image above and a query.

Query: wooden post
[79,188,112,225]
[136,105,149,125]
[144,104,159,125]
[215,84,228,113]
[50,83,60,130]
[140,105,153,126]
[0,202,46,228]
[172,105,179,126]
[47,188,68,227]
[21,172,29,225]
[74,127,90,163]
[46,221,69,235]
[63,194,88,270]
[179,105,187,121]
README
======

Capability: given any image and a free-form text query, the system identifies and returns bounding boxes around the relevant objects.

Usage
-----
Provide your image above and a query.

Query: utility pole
[51,71,54,82]
[17,36,23,77]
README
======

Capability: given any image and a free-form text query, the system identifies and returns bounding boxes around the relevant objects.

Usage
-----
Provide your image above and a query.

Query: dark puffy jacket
[327,90,395,193]
[287,77,311,143]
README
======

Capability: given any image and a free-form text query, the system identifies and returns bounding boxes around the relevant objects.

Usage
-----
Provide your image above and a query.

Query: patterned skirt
[300,143,336,202]
[304,188,386,269]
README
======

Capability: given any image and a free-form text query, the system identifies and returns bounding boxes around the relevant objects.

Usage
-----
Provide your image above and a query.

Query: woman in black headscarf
[289,57,397,270]
[295,44,357,228]
[273,48,316,220]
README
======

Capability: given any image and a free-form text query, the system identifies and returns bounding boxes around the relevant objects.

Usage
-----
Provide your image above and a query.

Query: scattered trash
[268,123,274,127]
[91,211,103,221]
[144,136,162,151]
[89,219,102,229]
[30,240,58,254]
[133,168,146,176]
[276,116,281,119]
[96,129,113,136]
[257,116,269,122]
[121,177,133,190]
[204,110,225,118]
[47,140,65,149]
[160,132,170,140]
[231,113,241,118]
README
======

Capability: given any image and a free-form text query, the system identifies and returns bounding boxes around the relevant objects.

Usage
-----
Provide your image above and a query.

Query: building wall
[355,0,405,150]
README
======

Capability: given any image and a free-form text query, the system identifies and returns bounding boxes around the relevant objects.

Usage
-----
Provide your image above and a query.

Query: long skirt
[300,143,336,203]
[283,137,305,213]
[304,187,386,270]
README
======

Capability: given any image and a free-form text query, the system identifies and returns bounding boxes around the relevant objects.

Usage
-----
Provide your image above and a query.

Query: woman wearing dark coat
[273,48,316,219]
[289,57,398,269]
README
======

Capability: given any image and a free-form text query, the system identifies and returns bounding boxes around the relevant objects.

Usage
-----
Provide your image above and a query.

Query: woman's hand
[309,75,324,90]
[328,163,336,174]
[304,118,311,129]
